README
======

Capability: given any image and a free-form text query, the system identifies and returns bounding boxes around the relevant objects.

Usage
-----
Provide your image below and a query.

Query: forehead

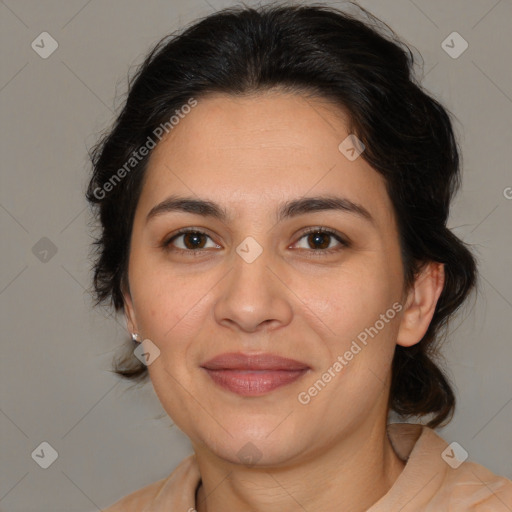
[138,92,395,227]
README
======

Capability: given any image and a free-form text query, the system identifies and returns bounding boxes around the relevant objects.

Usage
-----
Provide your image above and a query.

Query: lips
[201,352,310,396]
[202,352,309,371]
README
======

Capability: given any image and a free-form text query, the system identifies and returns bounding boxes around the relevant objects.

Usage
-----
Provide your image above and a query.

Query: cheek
[128,245,202,336]
[301,274,401,421]
[306,262,400,341]
[301,261,402,409]
[132,272,211,427]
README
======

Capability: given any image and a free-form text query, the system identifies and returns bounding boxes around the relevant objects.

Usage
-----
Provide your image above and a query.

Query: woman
[87,3,512,511]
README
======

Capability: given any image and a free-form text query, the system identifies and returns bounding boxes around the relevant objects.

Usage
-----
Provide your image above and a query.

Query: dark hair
[87,2,477,428]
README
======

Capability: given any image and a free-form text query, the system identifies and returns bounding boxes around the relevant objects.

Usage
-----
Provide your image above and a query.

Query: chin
[192,415,311,468]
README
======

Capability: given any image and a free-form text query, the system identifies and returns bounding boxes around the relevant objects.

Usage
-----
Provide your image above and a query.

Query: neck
[194,420,405,512]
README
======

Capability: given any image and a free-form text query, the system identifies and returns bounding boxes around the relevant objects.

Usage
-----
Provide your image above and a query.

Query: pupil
[309,232,329,249]
[185,232,205,249]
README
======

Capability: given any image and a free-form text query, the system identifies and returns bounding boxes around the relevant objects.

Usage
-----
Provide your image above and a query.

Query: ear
[122,284,139,336]
[396,262,445,348]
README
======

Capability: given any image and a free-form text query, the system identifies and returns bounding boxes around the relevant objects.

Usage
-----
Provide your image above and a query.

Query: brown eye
[164,229,220,252]
[294,228,349,253]
[182,232,208,249]
[306,232,331,250]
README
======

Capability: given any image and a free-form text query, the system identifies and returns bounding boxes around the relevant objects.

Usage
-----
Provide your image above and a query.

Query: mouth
[200,352,310,397]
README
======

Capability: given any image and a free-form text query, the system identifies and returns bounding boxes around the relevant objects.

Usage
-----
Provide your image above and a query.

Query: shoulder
[102,454,200,512]
[381,423,512,511]
[412,425,512,510]
[433,458,512,511]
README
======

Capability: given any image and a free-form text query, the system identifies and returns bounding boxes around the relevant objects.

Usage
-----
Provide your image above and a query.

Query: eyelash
[162,227,350,257]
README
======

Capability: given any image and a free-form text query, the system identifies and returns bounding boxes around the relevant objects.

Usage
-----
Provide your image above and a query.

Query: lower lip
[202,368,309,396]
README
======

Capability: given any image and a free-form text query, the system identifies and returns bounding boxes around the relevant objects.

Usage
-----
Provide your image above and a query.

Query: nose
[213,245,293,334]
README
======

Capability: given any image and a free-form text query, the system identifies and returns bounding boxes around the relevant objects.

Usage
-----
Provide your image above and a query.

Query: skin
[123,90,445,512]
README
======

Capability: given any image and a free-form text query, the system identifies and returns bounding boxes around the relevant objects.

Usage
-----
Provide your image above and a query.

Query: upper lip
[201,352,310,371]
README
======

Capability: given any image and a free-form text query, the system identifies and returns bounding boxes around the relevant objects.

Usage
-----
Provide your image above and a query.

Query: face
[124,91,410,466]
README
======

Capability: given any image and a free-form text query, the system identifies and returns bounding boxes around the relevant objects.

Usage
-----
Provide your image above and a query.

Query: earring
[131,332,141,342]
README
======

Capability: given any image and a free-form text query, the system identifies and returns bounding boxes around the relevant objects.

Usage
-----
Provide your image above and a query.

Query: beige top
[103,423,512,511]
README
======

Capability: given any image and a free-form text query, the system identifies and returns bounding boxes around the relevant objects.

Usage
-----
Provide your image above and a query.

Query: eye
[162,227,350,256]
[163,229,220,253]
[293,227,349,254]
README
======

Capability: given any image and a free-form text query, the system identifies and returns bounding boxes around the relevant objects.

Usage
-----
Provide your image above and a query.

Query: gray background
[1,0,511,510]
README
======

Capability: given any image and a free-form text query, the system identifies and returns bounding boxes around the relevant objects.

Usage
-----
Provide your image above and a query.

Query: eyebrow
[146,194,374,225]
